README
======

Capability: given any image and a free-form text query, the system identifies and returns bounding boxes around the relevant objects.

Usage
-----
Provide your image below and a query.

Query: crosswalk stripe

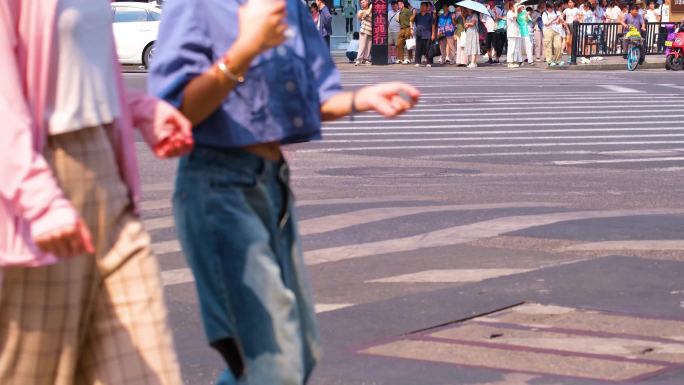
[419,148,684,159]
[366,269,533,283]
[562,240,684,251]
[141,198,172,211]
[598,85,643,93]
[296,140,684,153]
[304,209,684,265]
[552,156,684,165]
[299,202,564,236]
[327,108,684,120]
[400,103,684,112]
[321,121,684,131]
[325,115,684,126]
[322,128,684,136]
[321,134,684,144]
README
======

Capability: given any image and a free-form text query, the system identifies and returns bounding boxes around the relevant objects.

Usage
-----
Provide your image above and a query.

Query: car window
[148,10,161,21]
[114,7,148,23]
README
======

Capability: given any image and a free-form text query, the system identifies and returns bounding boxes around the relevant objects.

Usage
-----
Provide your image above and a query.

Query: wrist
[229,37,260,64]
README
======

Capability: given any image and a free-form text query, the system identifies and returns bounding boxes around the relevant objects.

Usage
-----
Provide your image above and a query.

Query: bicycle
[624,26,643,71]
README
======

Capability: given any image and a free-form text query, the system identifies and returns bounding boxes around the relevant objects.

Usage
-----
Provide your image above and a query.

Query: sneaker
[557,61,565,66]
[426,64,432,67]
[415,63,420,67]
[467,63,477,68]
[403,59,411,64]
[549,62,557,66]
[494,59,500,64]
[354,61,360,66]
[487,58,494,64]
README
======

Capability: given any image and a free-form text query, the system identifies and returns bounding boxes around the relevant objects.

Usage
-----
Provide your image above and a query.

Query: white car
[111,2,161,68]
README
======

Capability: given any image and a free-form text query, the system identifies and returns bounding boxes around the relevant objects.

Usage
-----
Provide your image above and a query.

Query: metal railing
[570,21,680,65]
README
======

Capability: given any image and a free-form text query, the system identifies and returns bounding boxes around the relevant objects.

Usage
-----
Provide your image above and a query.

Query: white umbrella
[456,0,492,17]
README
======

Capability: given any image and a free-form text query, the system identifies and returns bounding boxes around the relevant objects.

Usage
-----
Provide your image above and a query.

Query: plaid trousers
[0,126,182,385]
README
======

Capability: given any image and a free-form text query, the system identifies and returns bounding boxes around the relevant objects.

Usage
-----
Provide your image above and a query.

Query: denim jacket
[148,0,342,148]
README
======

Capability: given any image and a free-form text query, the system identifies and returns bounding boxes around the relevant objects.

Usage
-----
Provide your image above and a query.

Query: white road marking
[552,156,684,165]
[323,128,684,136]
[405,102,683,112]
[141,198,172,211]
[326,108,684,121]
[314,304,354,313]
[296,140,684,153]
[321,120,684,131]
[418,149,684,159]
[142,182,174,193]
[299,202,565,236]
[321,134,684,144]
[562,240,684,251]
[598,85,643,93]
[325,115,684,126]
[304,209,684,265]
[366,269,532,284]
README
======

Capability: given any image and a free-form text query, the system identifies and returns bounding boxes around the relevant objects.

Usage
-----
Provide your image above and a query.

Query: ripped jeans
[174,146,320,385]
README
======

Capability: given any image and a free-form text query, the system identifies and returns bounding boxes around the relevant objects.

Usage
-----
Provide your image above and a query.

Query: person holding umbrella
[463,8,481,67]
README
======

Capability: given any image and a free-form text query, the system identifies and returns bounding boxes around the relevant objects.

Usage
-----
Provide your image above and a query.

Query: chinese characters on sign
[370,0,388,64]
[372,0,388,45]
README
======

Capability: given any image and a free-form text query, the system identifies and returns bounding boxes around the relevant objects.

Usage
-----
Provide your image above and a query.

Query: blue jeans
[173,146,320,385]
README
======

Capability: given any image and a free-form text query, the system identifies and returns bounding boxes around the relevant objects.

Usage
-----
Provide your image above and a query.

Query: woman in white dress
[463,8,481,68]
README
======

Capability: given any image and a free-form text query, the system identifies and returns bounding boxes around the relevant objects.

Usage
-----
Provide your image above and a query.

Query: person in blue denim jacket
[148,0,420,384]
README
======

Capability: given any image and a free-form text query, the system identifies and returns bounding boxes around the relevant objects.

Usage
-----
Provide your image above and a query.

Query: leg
[173,150,319,385]
[0,258,94,385]
[439,38,447,63]
[447,35,456,63]
[543,29,553,62]
[397,29,407,61]
[77,217,182,385]
[525,36,534,63]
[553,31,563,62]
[415,39,425,64]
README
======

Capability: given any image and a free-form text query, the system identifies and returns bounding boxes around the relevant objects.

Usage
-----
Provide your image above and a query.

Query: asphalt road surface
[125,65,684,385]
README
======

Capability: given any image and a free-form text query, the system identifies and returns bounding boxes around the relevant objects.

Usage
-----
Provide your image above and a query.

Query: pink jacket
[0,0,184,267]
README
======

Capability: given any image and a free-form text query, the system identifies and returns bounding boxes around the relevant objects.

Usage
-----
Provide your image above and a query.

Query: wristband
[217,58,245,84]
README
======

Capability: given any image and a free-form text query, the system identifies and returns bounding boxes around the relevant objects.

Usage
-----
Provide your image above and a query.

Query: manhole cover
[319,167,480,178]
[360,303,684,382]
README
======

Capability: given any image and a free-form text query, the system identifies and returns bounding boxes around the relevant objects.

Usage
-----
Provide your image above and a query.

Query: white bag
[406,38,416,51]
[459,31,467,48]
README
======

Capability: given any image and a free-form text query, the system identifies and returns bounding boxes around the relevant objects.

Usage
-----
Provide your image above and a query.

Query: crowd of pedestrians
[340,0,673,68]
[1,0,419,385]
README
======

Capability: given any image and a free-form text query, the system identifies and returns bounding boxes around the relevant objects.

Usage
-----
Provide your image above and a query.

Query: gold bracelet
[217,59,245,84]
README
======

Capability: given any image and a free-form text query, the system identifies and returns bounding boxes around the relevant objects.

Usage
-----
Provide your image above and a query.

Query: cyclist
[621,4,647,64]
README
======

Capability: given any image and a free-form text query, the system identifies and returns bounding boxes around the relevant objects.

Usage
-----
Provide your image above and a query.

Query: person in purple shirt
[621,4,647,63]
[149,0,420,384]
[316,0,333,46]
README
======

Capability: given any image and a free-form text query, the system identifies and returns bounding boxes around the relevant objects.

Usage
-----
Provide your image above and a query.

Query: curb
[547,62,665,70]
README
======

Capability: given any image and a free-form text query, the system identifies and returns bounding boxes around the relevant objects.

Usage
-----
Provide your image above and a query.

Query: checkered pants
[0,126,182,385]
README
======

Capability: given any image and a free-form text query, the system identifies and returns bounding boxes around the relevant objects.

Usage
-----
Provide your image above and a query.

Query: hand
[153,101,194,158]
[236,0,288,57]
[34,218,94,258]
[355,82,421,117]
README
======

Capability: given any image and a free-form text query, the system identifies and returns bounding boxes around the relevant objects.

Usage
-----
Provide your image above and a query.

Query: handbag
[428,40,441,58]
[406,37,416,50]
[459,31,467,48]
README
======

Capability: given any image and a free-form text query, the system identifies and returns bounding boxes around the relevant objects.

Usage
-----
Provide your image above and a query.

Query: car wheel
[143,43,155,69]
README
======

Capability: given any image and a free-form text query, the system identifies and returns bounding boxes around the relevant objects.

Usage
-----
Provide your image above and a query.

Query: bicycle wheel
[627,46,639,71]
